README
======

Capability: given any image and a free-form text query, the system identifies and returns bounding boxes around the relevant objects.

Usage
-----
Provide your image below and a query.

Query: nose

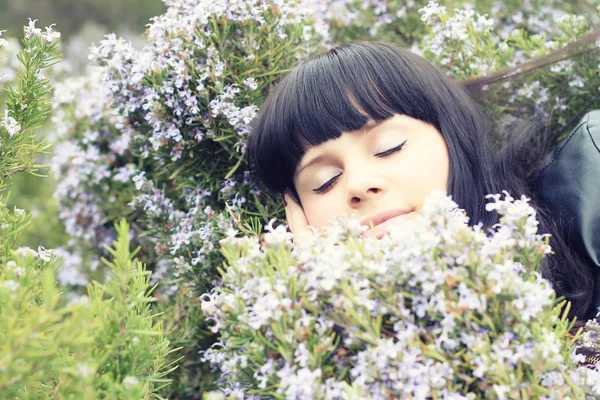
[346,168,386,208]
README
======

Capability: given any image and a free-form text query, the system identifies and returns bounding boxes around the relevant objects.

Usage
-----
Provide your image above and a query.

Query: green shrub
[203,191,600,398]
[47,0,600,397]
[0,21,177,399]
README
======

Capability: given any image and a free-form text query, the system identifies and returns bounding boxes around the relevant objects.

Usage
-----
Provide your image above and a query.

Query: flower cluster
[25,18,61,43]
[51,5,331,393]
[48,1,600,397]
[418,1,600,131]
[51,68,143,254]
[1,109,21,138]
[128,171,236,287]
[52,0,329,291]
[52,0,600,294]
[202,191,599,398]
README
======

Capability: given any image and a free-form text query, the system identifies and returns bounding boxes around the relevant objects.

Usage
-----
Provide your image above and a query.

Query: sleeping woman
[247,42,598,322]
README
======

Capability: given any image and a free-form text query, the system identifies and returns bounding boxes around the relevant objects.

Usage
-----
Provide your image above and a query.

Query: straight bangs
[248,42,442,196]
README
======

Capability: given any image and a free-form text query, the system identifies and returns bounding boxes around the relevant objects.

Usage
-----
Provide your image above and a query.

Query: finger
[284,193,314,243]
[284,193,310,234]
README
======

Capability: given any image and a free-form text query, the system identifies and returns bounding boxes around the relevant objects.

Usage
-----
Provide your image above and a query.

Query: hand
[284,193,315,244]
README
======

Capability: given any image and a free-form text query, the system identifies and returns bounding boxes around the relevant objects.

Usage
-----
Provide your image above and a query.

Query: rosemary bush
[202,191,600,398]
[47,0,600,397]
[51,0,600,293]
[0,21,175,399]
[309,0,597,47]
[418,1,600,135]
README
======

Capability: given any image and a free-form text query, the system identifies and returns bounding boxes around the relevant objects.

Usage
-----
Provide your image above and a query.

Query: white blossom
[41,24,61,43]
[0,30,7,49]
[24,19,42,39]
[1,109,21,137]
[3,280,20,292]
[122,376,140,388]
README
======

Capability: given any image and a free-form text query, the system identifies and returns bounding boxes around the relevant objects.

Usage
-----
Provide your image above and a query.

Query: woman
[247,42,597,322]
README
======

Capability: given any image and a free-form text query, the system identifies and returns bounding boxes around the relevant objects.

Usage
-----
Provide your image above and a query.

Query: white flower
[15,247,38,258]
[41,24,61,43]
[3,280,20,292]
[277,365,322,399]
[568,75,585,88]
[132,171,152,192]
[24,18,42,39]
[418,1,447,23]
[122,376,140,388]
[492,384,510,400]
[77,363,94,378]
[0,30,7,49]
[37,246,56,262]
[474,14,494,33]
[243,77,258,91]
[1,109,21,138]
[262,220,293,247]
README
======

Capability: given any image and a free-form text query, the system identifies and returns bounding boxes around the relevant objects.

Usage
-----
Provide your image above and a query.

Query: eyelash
[375,140,407,159]
[312,140,407,194]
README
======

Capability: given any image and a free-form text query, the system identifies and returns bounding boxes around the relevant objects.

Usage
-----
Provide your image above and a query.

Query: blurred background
[0,0,164,249]
[0,0,164,40]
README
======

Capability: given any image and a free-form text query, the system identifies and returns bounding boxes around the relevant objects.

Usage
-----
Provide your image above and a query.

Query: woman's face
[293,114,450,235]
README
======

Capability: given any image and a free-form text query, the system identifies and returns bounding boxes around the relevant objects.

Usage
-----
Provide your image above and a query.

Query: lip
[361,209,415,227]
[361,210,416,238]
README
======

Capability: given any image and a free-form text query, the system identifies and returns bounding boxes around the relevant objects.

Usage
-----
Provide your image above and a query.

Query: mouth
[361,209,415,238]
[361,209,414,227]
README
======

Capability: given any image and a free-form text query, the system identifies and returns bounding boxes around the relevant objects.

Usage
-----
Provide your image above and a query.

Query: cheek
[396,140,450,202]
[301,196,340,228]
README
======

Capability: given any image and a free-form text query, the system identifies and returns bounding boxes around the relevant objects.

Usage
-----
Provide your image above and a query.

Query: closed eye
[375,140,407,158]
[313,173,342,194]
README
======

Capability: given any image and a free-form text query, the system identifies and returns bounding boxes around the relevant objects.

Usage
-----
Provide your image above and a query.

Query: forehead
[302,115,417,150]
[295,115,424,175]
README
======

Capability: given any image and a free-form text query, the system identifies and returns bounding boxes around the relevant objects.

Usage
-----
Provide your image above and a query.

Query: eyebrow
[295,119,388,176]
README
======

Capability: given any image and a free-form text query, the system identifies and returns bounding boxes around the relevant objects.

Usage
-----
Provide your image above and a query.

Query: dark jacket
[535,109,600,311]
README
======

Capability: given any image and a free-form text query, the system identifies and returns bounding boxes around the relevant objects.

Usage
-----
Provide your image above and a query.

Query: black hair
[247,42,596,321]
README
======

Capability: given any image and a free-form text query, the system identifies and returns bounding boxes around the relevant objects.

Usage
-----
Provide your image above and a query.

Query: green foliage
[15,0,600,397]
[203,192,593,397]
[4,174,67,249]
[419,3,600,136]
[0,21,178,399]
[0,216,176,399]
[328,0,597,46]
[0,27,60,190]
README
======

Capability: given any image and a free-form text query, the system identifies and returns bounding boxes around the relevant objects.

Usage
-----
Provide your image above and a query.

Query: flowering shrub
[51,1,331,396]
[419,1,600,133]
[1,214,176,398]
[52,0,330,286]
[0,22,176,399]
[47,0,600,397]
[52,67,145,255]
[0,20,61,189]
[202,190,600,398]
[313,0,594,48]
[51,0,600,292]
